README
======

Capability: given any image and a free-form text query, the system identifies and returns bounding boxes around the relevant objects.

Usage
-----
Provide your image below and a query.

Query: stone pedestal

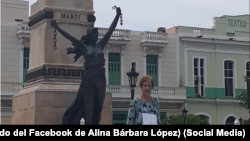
[100,92,113,125]
[11,0,112,124]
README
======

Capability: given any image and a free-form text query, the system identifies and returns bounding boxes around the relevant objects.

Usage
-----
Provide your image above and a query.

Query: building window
[224,60,234,97]
[23,48,29,82]
[131,62,136,71]
[225,116,236,125]
[192,29,201,34]
[113,111,127,125]
[193,58,205,96]
[108,53,121,85]
[146,55,158,86]
[246,61,250,77]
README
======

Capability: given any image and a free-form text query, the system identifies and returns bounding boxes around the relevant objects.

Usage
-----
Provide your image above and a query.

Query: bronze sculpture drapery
[50,7,122,125]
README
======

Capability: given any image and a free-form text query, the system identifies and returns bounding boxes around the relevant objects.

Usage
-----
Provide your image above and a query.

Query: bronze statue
[50,7,122,125]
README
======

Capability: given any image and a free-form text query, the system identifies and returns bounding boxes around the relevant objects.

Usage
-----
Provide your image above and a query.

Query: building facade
[166,14,250,124]
[1,0,30,124]
[4,0,248,125]
[105,28,186,124]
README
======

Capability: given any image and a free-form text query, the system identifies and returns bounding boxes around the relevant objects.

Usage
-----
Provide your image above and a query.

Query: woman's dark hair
[80,27,98,44]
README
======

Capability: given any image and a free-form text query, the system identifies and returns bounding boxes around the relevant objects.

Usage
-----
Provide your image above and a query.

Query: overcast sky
[23,0,249,32]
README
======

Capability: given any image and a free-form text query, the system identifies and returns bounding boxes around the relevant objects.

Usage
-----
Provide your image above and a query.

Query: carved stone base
[11,82,112,125]
[25,65,84,83]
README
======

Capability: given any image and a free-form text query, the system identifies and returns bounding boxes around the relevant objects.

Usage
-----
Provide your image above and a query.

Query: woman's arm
[51,20,86,54]
[98,7,122,49]
[127,100,136,125]
[51,20,80,43]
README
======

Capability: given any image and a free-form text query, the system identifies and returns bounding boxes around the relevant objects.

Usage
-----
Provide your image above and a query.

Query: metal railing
[98,28,130,38]
[151,87,175,95]
[17,21,30,33]
[13,82,25,92]
[141,31,167,41]
[106,85,175,97]
[0,82,25,92]
[106,85,131,95]
[9,83,175,97]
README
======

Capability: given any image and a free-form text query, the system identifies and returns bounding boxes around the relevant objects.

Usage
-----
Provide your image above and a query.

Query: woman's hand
[50,20,58,28]
[116,7,122,16]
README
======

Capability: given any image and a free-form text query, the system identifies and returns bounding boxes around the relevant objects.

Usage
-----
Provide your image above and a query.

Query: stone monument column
[11,0,112,125]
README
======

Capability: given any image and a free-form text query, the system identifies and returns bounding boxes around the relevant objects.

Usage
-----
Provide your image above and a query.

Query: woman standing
[50,7,122,125]
[127,76,161,125]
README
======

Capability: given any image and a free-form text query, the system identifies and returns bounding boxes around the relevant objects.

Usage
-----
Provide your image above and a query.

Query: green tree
[243,118,250,125]
[236,76,250,121]
[161,114,209,125]
[236,76,250,125]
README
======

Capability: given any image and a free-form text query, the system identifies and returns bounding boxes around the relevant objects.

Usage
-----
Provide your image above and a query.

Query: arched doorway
[225,116,236,125]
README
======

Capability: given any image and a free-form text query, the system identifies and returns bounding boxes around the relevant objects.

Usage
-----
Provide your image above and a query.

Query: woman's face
[141,80,152,96]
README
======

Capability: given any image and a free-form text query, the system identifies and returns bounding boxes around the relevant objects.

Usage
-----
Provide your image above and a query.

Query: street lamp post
[182,108,188,125]
[127,63,139,99]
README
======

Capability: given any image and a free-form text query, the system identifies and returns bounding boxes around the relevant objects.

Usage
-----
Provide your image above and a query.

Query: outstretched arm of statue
[50,20,87,49]
[98,7,122,49]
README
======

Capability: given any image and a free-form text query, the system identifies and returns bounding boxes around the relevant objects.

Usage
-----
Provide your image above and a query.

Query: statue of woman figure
[50,7,122,125]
